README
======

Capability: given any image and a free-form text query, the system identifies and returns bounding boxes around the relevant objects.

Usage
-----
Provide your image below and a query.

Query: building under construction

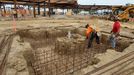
[0,0,78,17]
[0,0,134,75]
[0,0,114,18]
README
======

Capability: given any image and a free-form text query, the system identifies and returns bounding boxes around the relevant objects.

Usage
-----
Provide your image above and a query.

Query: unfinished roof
[0,0,78,8]
[46,0,77,4]
[78,5,112,10]
[0,0,78,9]
[0,0,77,4]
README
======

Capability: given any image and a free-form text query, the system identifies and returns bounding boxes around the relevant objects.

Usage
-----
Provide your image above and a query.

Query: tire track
[117,67,134,75]
[85,51,134,75]
[0,35,15,75]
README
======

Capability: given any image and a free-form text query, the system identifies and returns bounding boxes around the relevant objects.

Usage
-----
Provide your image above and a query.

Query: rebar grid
[29,37,106,75]
[18,29,110,75]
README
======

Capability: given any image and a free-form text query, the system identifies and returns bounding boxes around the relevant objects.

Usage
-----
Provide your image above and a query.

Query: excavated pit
[14,27,132,75]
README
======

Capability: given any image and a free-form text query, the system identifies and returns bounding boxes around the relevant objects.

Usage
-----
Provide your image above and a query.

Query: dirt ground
[0,15,134,37]
[0,15,134,75]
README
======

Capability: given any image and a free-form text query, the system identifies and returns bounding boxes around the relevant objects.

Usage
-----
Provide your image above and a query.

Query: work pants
[87,32,100,48]
[109,33,116,48]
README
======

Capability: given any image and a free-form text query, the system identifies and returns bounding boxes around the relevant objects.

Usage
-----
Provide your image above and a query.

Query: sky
[78,0,134,5]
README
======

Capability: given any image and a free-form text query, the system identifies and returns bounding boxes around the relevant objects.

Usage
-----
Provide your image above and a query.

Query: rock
[90,58,100,65]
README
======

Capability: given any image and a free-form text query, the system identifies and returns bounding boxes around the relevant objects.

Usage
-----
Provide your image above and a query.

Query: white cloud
[78,0,134,5]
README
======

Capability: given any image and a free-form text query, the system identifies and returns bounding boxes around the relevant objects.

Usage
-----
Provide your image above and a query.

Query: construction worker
[86,24,100,48]
[109,17,121,48]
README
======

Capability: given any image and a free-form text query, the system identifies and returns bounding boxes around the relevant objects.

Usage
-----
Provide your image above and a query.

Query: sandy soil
[0,15,134,75]
[0,15,134,39]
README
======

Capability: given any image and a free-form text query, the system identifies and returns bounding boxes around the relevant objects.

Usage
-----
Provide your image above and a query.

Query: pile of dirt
[55,35,86,55]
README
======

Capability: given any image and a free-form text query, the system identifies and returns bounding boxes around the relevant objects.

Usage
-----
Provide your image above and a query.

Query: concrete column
[28,5,30,10]
[3,4,6,15]
[33,0,36,18]
[62,8,64,15]
[38,2,40,15]
[67,8,69,12]
[28,5,31,16]
[48,0,51,17]
[76,6,79,14]
[43,1,46,16]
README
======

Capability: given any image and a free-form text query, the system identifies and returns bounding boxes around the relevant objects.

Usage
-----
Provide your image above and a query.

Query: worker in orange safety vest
[85,24,100,48]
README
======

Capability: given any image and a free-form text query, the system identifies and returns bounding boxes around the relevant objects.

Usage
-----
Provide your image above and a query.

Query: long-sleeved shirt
[112,21,121,33]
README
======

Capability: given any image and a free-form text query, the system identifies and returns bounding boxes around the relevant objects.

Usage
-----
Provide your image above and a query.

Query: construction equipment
[109,5,134,22]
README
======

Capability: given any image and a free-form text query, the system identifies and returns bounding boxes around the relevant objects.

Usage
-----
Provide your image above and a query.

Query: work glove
[86,36,88,39]
[110,31,112,33]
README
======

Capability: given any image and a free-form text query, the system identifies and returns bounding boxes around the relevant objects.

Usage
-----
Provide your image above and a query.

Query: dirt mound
[55,36,86,55]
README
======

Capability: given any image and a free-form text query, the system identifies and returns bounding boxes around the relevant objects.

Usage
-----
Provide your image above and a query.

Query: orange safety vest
[86,27,93,38]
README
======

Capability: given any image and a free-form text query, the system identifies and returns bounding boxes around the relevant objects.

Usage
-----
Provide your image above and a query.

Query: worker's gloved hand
[86,36,88,39]
[110,31,112,33]
[115,33,120,37]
